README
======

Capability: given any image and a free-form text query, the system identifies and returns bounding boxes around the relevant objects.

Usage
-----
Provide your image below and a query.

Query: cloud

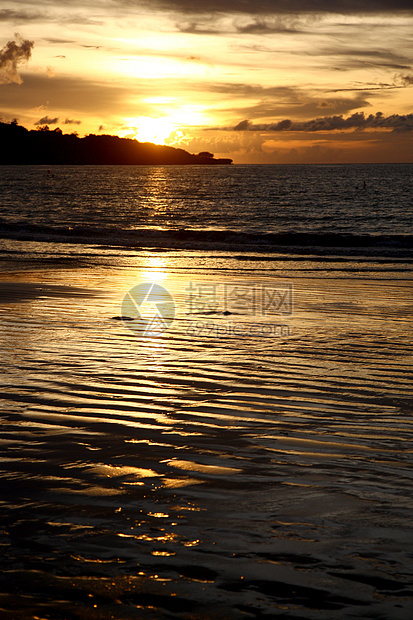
[4,0,412,15]
[237,95,371,121]
[0,34,34,85]
[35,115,59,125]
[0,9,44,23]
[63,16,103,26]
[233,111,413,132]
[317,47,412,71]
[176,20,223,34]
[399,74,413,86]
[0,8,101,26]
[329,73,413,93]
[176,13,311,35]
[234,15,310,34]
[138,0,413,15]
[210,83,303,99]
[207,82,372,120]
[45,38,76,44]
[233,119,251,131]
[0,73,181,122]
[63,118,81,124]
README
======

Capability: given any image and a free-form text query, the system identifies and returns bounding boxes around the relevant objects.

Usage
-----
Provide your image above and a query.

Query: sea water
[0,163,412,252]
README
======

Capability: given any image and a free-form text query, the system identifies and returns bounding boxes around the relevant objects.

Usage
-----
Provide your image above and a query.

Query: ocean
[1,163,412,254]
[0,163,412,618]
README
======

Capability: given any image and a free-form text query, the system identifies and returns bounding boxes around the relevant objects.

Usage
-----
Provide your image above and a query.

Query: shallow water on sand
[0,248,412,618]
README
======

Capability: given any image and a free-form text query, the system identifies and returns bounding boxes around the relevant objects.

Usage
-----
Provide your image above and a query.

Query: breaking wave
[1,219,412,257]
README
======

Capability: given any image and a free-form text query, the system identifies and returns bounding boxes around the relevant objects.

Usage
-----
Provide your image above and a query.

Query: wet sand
[0,252,412,619]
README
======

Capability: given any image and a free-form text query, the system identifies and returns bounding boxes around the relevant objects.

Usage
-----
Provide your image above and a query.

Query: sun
[121,107,208,146]
[123,117,176,145]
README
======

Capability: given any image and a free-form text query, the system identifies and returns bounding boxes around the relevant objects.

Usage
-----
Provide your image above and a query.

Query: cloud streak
[0,9,44,23]
[233,112,413,133]
[139,0,413,14]
[0,34,34,85]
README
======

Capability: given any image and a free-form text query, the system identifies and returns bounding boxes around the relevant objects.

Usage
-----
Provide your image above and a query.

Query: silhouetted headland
[0,121,233,165]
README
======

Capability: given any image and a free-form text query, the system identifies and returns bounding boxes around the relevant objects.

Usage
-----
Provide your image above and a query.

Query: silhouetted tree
[0,121,233,166]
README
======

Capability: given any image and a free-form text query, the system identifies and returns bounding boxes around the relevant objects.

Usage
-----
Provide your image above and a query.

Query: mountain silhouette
[0,121,233,165]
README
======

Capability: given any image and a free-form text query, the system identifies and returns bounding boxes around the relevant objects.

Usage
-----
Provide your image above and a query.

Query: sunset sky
[0,1,412,163]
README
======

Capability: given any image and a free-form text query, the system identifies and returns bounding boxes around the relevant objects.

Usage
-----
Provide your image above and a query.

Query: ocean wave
[0,219,412,257]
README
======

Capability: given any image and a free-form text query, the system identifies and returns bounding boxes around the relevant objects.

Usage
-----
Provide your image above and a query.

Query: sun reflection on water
[140,254,168,284]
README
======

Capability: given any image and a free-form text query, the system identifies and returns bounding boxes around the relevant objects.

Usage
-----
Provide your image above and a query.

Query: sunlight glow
[140,255,168,283]
[123,117,176,144]
[115,56,209,80]
[123,107,209,145]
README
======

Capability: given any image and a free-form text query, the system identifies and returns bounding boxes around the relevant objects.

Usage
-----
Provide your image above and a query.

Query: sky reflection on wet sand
[0,250,412,618]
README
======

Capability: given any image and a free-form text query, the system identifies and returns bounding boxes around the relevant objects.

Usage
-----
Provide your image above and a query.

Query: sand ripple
[0,265,412,618]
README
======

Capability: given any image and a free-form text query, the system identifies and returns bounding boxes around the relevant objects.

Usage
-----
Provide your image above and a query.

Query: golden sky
[0,1,412,163]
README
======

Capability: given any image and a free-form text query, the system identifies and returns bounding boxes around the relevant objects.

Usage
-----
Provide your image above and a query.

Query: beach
[1,240,412,618]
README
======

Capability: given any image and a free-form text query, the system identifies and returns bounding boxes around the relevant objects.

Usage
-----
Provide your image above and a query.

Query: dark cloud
[177,14,310,35]
[0,34,34,85]
[207,82,371,119]
[45,38,76,44]
[35,115,59,125]
[209,76,411,118]
[0,7,101,26]
[233,119,251,130]
[0,9,44,23]
[235,16,307,34]
[232,111,413,132]
[176,20,222,35]
[5,0,412,14]
[63,118,81,124]
[210,83,300,98]
[400,74,413,86]
[236,23,299,34]
[235,95,371,120]
[137,0,413,14]
[318,47,412,71]
[330,73,413,92]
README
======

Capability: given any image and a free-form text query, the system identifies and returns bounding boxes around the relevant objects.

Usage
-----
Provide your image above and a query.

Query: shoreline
[1,234,413,259]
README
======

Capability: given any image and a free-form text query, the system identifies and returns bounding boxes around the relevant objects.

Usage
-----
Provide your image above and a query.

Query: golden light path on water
[0,247,412,618]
